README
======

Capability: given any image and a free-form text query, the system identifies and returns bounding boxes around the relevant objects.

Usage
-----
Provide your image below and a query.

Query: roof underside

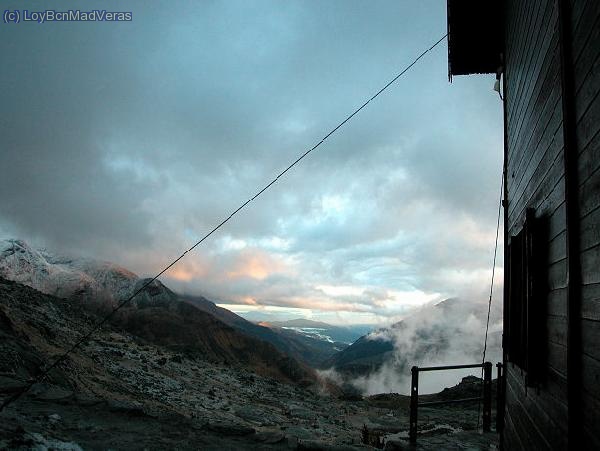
[447,0,503,80]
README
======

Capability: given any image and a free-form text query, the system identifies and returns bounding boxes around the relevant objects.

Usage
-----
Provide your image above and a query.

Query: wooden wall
[504,0,567,448]
[503,0,600,448]
[570,0,600,447]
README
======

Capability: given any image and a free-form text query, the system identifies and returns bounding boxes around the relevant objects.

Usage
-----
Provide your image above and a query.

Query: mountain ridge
[0,238,342,370]
[0,239,317,384]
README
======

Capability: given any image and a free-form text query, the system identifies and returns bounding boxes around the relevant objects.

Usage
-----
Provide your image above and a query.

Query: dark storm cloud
[0,1,503,322]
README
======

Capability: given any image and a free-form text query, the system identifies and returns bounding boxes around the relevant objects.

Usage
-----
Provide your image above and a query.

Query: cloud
[0,0,504,324]
[323,298,503,394]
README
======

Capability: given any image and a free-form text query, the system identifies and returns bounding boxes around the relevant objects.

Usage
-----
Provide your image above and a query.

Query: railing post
[409,366,419,444]
[483,361,492,432]
[496,362,504,432]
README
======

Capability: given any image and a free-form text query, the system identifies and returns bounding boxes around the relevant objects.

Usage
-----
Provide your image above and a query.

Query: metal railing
[409,362,495,444]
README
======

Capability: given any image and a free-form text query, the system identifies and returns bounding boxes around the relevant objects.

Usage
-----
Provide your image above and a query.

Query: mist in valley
[320,297,502,396]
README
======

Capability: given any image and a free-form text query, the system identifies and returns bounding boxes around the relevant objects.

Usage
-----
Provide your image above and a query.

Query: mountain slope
[110,285,313,383]
[323,334,395,376]
[0,277,337,449]
[0,240,316,383]
[0,276,498,449]
[0,239,336,369]
[184,296,346,367]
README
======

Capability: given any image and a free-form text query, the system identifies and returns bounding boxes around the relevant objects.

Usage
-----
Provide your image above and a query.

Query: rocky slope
[0,278,499,450]
[0,278,341,449]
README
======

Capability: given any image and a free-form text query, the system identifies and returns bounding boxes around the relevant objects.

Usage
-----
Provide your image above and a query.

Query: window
[506,208,544,386]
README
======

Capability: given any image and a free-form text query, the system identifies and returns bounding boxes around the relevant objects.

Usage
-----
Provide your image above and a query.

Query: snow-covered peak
[0,238,139,305]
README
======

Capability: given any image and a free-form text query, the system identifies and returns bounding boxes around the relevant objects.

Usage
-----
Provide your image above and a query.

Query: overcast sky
[0,0,504,325]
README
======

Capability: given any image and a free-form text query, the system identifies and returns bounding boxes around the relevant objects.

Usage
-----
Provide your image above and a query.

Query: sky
[0,0,504,325]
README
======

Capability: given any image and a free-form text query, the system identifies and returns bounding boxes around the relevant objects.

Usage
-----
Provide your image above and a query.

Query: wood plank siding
[569,0,600,446]
[504,1,568,447]
[503,0,600,448]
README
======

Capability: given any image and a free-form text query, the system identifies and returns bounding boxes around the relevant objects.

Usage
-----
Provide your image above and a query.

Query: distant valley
[259,318,372,345]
